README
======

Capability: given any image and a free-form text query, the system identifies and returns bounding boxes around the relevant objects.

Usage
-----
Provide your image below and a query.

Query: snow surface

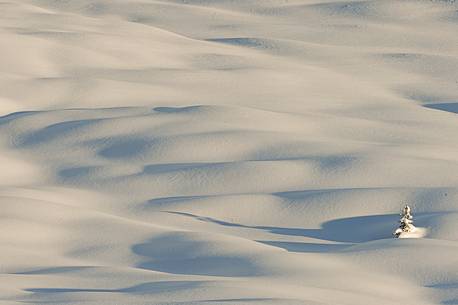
[397,226,428,239]
[398,228,428,239]
[1,1,458,305]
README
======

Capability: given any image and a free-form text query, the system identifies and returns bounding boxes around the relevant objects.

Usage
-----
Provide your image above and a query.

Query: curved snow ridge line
[2,106,458,186]
[0,104,312,131]
[2,105,458,199]
[1,188,295,279]
[30,0,261,20]
[3,187,382,283]
[23,0,265,46]
[206,37,279,51]
[0,187,178,233]
[0,111,453,294]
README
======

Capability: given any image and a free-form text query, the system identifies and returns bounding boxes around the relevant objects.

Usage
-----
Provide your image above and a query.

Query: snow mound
[397,227,428,239]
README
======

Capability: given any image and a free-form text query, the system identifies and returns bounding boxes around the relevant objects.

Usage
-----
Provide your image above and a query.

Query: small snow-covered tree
[393,205,416,238]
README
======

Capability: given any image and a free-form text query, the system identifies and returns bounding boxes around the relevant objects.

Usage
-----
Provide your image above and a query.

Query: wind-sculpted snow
[1,0,458,305]
[1,105,458,305]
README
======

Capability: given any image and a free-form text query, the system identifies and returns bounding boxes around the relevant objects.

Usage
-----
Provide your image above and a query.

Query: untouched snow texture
[1,1,458,304]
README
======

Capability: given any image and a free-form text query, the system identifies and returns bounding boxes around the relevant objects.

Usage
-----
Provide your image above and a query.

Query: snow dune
[1,1,458,304]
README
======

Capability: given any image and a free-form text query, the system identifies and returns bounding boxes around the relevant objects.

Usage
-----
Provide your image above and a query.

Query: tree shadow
[424,102,458,114]
[166,211,397,243]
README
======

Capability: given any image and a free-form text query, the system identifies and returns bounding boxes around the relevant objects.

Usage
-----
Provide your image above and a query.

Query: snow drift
[1,0,458,305]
